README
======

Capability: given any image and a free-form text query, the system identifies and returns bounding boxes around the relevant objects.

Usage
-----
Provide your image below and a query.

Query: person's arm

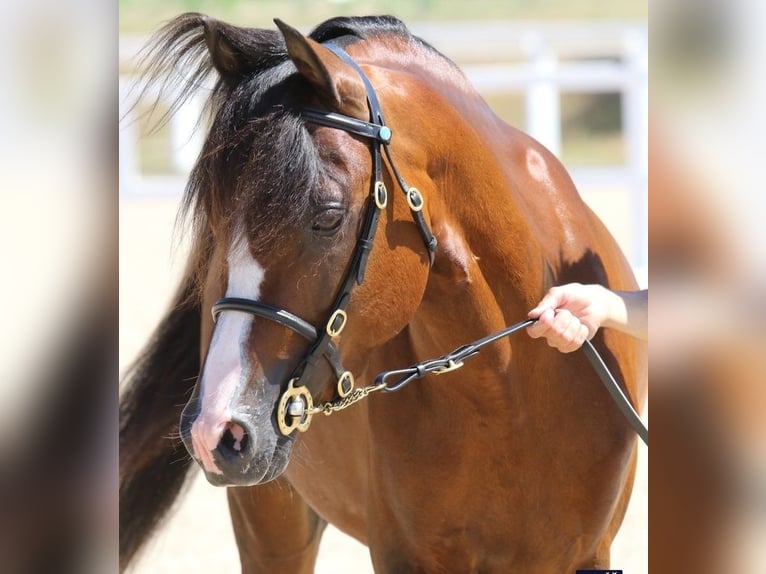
[526,283,647,353]
[602,288,647,341]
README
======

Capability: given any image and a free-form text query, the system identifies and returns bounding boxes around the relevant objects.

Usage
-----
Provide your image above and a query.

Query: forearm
[603,289,648,341]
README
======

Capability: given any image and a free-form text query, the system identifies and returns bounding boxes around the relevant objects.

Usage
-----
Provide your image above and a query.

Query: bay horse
[120,13,646,573]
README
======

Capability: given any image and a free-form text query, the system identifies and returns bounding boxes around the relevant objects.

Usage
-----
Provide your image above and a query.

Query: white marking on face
[191,231,265,474]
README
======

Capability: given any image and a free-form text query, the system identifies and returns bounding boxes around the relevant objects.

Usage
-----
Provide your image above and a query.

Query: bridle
[211,44,649,446]
[212,43,437,435]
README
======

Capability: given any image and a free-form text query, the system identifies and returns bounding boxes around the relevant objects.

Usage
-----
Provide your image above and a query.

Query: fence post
[622,30,648,273]
[523,34,561,157]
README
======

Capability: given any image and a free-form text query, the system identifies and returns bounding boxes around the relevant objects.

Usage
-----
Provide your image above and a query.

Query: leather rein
[212,44,648,446]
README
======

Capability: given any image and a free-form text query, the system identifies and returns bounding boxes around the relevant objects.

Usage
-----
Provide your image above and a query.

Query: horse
[120,13,646,573]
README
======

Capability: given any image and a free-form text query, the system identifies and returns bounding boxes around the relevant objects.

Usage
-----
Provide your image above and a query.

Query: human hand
[526,283,611,352]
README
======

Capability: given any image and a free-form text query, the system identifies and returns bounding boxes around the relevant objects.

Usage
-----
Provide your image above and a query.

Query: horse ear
[202,17,281,84]
[274,19,367,118]
[202,18,251,81]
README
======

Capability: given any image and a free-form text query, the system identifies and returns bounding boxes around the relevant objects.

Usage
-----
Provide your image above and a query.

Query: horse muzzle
[179,394,293,486]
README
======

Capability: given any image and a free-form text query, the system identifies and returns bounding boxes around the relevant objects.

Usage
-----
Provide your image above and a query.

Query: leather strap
[212,298,347,381]
[301,109,391,143]
[581,339,648,445]
[375,318,649,446]
[323,43,438,262]
[297,42,437,389]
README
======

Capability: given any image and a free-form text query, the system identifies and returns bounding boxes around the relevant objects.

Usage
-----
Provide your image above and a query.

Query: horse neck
[364,43,548,382]
[412,93,547,350]
[385,50,548,310]
[410,135,546,378]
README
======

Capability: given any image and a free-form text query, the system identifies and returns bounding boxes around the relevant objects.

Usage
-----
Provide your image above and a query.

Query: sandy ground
[119,195,647,573]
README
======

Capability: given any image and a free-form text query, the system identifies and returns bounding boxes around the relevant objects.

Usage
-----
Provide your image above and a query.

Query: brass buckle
[406,187,424,212]
[374,181,388,209]
[432,359,464,375]
[326,309,348,337]
[277,379,315,435]
[337,371,355,398]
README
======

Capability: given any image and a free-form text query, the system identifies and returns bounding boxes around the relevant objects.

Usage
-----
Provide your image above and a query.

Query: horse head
[169,16,435,486]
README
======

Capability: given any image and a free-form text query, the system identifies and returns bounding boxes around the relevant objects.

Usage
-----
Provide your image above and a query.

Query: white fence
[119,21,647,273]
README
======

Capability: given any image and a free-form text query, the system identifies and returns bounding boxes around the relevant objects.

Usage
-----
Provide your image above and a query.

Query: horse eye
[311,207,345,235]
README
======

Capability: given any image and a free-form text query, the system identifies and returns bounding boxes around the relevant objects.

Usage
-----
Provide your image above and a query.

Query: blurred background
[650,1,766,572]
[119,1,647,573]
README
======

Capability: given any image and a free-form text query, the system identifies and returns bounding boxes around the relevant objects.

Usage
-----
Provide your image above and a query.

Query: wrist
[600,287,629,332]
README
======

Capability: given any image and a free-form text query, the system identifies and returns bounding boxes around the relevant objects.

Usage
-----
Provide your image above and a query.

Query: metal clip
[432,359,464,375]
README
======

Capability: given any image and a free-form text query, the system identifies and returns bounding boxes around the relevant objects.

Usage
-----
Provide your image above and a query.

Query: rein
[212,43,648,447]
[290,317,649,446]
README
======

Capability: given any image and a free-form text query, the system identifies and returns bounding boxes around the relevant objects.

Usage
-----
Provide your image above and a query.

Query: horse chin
[199,435,294,487]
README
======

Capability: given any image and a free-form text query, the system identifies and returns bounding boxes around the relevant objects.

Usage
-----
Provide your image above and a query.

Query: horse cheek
[355,248,428,347]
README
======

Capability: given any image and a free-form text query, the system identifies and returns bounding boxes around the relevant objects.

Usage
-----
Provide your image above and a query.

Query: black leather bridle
[212,43,437,435]
[211,44,649,445]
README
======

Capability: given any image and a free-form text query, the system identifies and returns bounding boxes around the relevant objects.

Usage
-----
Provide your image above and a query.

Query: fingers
[527,287,567,319]
[526,307,555,338]
[554,310,589,352]
[526,283,595,352]
[526,308,589,353]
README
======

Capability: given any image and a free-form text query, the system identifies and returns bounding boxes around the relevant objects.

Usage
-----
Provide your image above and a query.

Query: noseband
[212,44,438,436]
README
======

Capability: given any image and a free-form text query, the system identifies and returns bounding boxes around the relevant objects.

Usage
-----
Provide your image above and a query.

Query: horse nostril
[220,421,249,454]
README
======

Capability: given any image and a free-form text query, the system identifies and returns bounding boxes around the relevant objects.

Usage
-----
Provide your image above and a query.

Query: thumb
[528,289,564,318]
[527,305,545,319]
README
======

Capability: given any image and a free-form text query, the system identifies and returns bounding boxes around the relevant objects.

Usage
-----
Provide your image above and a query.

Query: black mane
[311,15,412,44]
